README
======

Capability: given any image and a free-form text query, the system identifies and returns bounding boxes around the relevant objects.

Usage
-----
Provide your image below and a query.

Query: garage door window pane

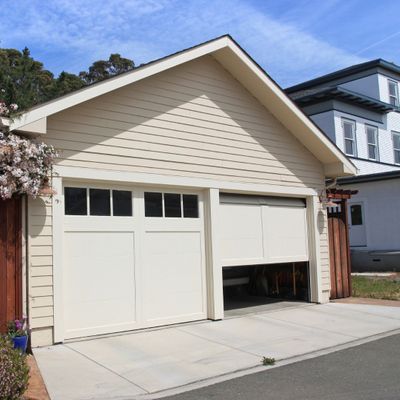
[183,194,199,218]
[145,192,163,217]
[164,193,181,217]
[90,189,110,216]
[65,187,87,215]
[113,190,132,216]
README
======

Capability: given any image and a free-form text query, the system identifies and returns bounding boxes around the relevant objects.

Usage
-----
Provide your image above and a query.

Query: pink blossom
[0,132,58,200]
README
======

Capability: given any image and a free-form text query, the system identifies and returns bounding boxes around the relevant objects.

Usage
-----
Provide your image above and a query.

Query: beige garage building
[6,36,355,346]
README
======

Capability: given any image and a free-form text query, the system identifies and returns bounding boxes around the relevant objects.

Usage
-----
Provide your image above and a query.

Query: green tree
[0,47,54,110]
[51,71,85,97]
[79,53,135,84]
[0,47,135,110]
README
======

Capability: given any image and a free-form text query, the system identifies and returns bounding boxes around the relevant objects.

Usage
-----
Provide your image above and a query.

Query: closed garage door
[219,193,309,266]
[62,184,206,339]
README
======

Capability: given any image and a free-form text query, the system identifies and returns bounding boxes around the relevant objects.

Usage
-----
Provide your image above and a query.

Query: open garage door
[219,193,310,311]
[62,184,206,339]
[219,193,309,266]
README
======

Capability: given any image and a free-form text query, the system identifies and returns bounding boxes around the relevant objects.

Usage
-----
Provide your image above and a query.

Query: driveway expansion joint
[64,344,150,394]
[176,327,263,358]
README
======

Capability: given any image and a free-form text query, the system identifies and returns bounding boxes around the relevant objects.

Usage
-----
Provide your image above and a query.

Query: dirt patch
[24,355,50,400]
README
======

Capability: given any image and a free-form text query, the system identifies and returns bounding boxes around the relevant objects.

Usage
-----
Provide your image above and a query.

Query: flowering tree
[0,100,18,115]
[0,99,58,200]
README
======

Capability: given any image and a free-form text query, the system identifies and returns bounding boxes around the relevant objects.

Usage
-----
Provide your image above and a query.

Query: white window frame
[144,191,200,219]
[342,118,357,156]
[64,185,134,217]
[365,124,379,161]
[392,131,400,165]
[388,79,399,107]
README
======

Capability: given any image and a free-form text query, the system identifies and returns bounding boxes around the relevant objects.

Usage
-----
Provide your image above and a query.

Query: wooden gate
[0,197,23,333]
[327,189,357,299]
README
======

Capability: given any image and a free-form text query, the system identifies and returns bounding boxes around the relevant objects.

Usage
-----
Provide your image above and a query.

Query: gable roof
[5,35,356,177]
[286,58,400,93]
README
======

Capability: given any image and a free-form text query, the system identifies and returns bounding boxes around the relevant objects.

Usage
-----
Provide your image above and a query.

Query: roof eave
[212,43,357,177]
[9,35,356,178]
[9,36,232,132]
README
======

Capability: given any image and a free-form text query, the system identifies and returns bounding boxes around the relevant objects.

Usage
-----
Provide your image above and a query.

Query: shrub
[0,336,29,400]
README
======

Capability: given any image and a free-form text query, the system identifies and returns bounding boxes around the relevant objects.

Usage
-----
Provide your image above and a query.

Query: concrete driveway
[34,302,400,400]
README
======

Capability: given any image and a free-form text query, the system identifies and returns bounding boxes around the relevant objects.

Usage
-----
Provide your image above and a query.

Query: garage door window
[183,194,199,218]
[65,187,133,217]
[145,192,163,217]
[89,189,110,216]
[164,193,182,217]
[113,190,133,216]
[65,187,87,215]
[145,192,199,218]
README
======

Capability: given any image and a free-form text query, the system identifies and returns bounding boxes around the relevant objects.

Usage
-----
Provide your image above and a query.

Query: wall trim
[53,166,318,198]
[306,195,323,303]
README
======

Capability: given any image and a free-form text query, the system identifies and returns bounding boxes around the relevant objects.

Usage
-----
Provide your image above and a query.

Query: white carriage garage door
[219,193,309,266]
[62,183,206,339]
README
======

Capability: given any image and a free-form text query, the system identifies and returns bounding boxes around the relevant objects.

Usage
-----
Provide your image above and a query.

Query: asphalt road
[165,333,400,400]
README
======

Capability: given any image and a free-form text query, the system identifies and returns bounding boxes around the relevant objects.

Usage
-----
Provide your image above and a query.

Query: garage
[219,193,310,311]
[16,36,356,347]
[62,183,206,339]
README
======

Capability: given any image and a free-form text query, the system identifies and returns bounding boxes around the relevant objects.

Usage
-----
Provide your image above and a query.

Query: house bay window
[365,125,378,160]
[342,119,357,156]
[393,132,400,164]
[388,79,399,107]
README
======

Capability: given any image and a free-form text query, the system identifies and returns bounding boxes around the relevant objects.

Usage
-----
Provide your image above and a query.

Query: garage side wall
[27,55,331,345]
[28,196,54,346]
[319,209,330,302]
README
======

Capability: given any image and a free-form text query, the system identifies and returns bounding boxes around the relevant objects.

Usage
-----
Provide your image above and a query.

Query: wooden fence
[327,190,355,299]
[0,197,22,333]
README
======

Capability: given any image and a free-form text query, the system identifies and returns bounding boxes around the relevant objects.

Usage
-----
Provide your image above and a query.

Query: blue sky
[1,0,400,87]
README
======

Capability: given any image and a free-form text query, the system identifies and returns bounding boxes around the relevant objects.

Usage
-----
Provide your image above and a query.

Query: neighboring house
[1,35,355,347]
[286,59,400,270]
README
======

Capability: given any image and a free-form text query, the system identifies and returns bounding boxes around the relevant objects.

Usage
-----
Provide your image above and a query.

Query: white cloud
[0,0,365,85]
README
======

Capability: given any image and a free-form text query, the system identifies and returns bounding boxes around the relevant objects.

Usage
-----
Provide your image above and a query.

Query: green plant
[262,356,276,366]
[7,318,28,338]
[0,336,29,399]
[352,276,400,301]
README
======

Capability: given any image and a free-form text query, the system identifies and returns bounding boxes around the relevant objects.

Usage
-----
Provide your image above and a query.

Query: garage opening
[223,262,309,315]
[219,192,311,316]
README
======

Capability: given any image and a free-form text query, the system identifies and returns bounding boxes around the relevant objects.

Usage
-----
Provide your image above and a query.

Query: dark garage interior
[223,262,310,315]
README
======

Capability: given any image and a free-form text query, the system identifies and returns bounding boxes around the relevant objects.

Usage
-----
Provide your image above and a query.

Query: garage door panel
[266,206,308,261]
[142,231,205,322]
[220,204,264,263]
[220,195,309,266]
[62,185,206,340]
[64,231,136,337]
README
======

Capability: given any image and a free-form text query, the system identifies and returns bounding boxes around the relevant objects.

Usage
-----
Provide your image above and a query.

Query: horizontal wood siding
[28,197,54,337]
[29,55,331,344]
[320,216,331,297]
[46,56,325,188]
